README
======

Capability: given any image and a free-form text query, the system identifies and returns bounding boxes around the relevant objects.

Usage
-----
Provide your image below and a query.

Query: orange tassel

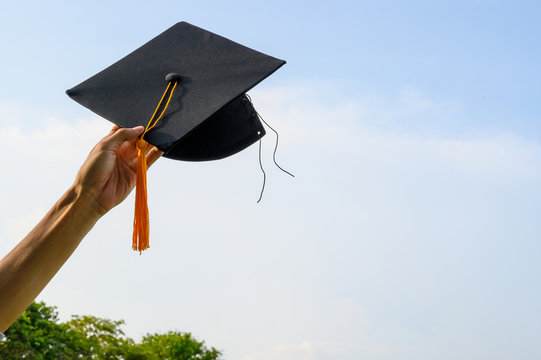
[131,79,178,253]
[133,139,150,253]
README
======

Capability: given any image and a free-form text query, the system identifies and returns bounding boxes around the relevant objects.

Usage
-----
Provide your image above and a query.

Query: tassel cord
[133,80,178,252]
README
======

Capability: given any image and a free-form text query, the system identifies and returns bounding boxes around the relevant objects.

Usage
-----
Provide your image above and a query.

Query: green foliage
[140,332,222,360]
[68,315,131,359]
[0,302,86,360]
[0,302,222,360]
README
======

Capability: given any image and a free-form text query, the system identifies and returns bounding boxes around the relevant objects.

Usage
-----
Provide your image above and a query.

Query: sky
[1,1,540,359]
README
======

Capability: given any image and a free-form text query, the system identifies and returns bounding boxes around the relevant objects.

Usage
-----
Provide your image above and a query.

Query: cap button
[165,73,182,83]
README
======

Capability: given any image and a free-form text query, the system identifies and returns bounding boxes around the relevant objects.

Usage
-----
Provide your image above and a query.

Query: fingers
[100,125,120,142]
[100,125,163,167]
[147,146,164,168]
[103,126,145,149]
[108,125,120,135]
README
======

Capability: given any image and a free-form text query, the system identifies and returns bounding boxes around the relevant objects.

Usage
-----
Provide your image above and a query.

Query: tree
[138,332,222,360]
[0,302,222,360]
[0,302,87,359]
[68,315,131,359]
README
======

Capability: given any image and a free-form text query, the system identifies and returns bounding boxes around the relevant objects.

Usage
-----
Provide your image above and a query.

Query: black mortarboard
[66,22,287,252]
[66,21,285,161]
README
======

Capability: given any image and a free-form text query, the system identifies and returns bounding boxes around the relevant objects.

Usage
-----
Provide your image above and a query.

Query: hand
[73,126,163,215]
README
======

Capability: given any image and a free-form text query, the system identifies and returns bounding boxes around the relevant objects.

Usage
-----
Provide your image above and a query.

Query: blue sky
[1,1,540,359]
[2,0,540,133]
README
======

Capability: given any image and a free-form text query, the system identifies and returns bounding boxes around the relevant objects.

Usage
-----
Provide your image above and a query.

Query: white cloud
[1,86,541,360]
[0,109,110,259]
[250,84,541,180]
[0,208,46,254]
[242,341,317,360]
[0,115,107,165]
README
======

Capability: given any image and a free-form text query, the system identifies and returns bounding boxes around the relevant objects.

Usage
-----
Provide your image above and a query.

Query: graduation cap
[66,22,287,252]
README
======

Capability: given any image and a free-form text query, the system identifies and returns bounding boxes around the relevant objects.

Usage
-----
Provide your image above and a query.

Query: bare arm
[0,126,162,332]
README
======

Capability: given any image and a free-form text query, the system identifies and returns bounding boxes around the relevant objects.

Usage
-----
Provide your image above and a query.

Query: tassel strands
[132,78,179,253]
[133,139,150,252]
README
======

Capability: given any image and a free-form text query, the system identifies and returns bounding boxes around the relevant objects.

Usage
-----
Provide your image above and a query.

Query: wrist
[63,185,107,222]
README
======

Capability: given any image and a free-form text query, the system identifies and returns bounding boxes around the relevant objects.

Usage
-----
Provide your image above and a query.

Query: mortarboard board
[66,21,285,161]
[66,22,286,252]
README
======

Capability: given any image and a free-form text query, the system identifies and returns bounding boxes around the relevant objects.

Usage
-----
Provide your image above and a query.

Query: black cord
[245,94,295,178]
[246,94,294,203]
[257,135,266,203]
[257,112,295,178]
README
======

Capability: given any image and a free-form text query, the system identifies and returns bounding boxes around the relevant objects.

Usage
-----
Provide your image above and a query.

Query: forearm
[0,186,102,331]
